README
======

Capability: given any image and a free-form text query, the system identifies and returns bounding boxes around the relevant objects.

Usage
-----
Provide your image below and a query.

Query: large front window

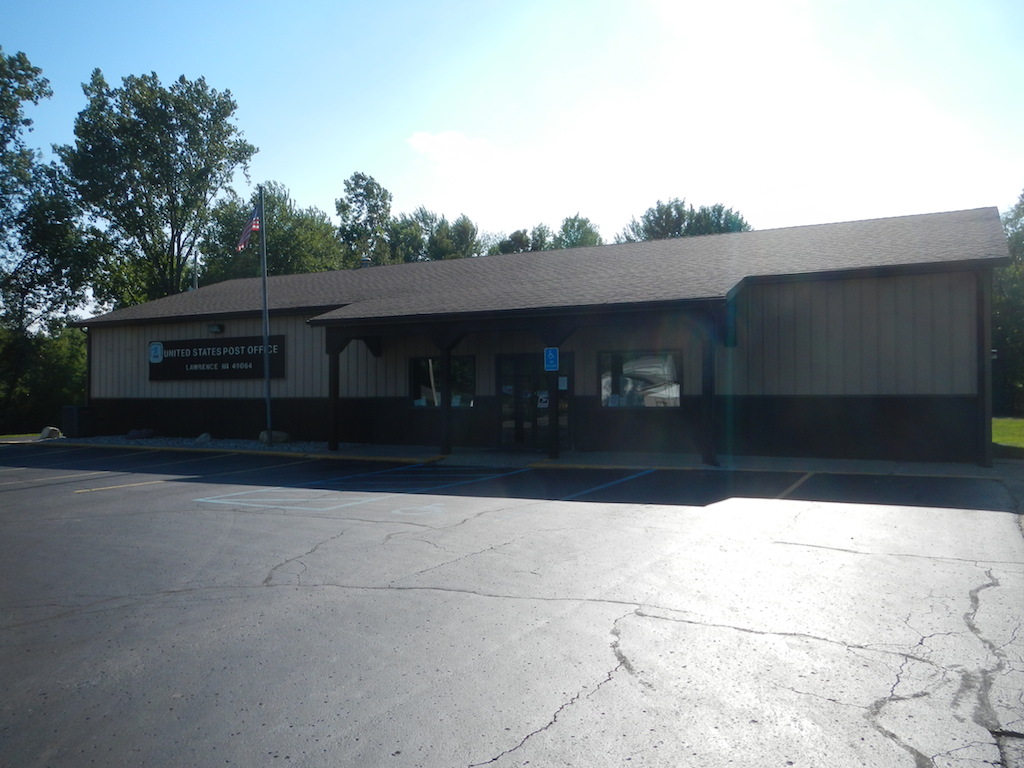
[600,351,680,407]
[410,356,475,407]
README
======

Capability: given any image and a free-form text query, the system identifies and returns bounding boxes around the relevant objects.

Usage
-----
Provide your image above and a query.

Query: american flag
[236,205,261,252]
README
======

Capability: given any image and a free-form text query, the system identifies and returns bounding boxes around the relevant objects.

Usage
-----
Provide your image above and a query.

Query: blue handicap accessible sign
[544,347,559,371]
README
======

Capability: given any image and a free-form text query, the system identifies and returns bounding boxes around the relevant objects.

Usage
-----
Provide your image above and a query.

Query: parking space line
[401,467,532,494]
[307,465,533,495]
[777,472,814,499]
[192,466,534,513]
[559,469,656,501]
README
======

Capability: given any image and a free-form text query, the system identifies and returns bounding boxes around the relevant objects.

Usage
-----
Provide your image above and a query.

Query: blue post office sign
[148,335,286,381]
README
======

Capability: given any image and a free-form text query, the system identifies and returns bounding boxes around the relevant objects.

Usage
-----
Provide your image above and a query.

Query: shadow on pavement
[0,443,1016,512]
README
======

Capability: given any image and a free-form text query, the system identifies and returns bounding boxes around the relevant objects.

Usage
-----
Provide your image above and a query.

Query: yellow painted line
[0,447,156,473]
[0,453,235,487]
[75,479,168,493]
[776,472,814,499]
[0,470,108,486]
[199,457,318,478]
[72,457,318,494]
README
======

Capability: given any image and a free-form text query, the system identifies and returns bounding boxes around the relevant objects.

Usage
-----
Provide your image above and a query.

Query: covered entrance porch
[315,306,723,464]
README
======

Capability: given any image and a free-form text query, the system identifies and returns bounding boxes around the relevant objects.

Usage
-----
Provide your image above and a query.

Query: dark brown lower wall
[711,395,981,462]
[83,394,983,462]
[82,397,501,447]
[82,398,332,442]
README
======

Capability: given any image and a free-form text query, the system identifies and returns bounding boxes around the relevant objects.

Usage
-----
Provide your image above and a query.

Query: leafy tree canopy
[0,47,51,201]
[1,50,105,334]
[386,213,424,264]
[336,172,393,266]
[201,181,348,284]
[444,214,482,259]
[617,198,751,242]
[58,69,257,306]
[993,188,1024,413]
[0,323,87,434]
[553,214,604,250]
[0,50,102,433]
[2,162,108,333]
[490,224,554,255]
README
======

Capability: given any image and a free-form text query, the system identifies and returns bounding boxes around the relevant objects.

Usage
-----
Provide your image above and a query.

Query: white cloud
[394,0,1020,237]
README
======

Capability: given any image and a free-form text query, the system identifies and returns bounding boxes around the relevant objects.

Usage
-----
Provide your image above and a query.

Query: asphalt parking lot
[1,443,1022,767]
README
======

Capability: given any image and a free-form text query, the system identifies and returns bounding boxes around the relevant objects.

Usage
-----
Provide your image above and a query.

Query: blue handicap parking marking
[194,487,384,512]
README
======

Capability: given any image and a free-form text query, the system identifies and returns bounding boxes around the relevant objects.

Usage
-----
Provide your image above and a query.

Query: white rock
[259,430,290,445]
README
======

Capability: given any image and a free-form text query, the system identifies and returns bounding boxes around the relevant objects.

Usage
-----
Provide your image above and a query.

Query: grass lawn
[992,418,1024,448]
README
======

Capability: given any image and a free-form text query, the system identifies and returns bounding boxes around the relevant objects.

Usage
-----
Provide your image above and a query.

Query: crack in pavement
[632,606,942,667]
[262,527,350,586]
[963,570,1007,734]
[394,536,526,584]
[466,610,635,767]
[866,691,937,768]
[863,567,1015,768]
[772,540,1023,566]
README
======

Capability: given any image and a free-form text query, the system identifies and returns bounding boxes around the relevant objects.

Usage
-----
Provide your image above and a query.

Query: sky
[5,0,1024,241]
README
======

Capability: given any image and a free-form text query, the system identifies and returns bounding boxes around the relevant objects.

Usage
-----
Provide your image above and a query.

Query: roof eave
[307,296,727,330]
[74,304,347,329]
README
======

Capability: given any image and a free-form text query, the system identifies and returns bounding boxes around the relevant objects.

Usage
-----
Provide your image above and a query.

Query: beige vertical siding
[92,270,977,403]
[721,271,978,396]
[91,314,327,398]
[334,321,707,400]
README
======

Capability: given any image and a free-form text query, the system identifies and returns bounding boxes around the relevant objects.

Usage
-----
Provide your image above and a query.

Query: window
[410,356,475,407]
[600,351,680,407]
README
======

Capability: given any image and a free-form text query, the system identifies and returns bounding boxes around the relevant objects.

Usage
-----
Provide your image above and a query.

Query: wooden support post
[977,268,994,467]
[440,346,453,455]
[701,313,719,467]
[426,327,465,456]
[325,329,351,452]
[327,347,340,451]
[547,370,559,460]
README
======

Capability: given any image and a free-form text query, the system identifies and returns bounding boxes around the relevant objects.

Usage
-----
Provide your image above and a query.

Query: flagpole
[258,184,273,444]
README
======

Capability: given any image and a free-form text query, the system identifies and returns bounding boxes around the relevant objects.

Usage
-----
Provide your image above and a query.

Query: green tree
[201,182,347,284]
[617,198,751,242]
[491,229,531,255]
[0,324,87,433]
[488,223,555,255]
[0,49,104,434]
[426,217,456,261]
[2,50,104,333]
[686,203,751,235]
[58,69,257,306]
[336,172,393,266]
[448,214,481,259]
[553,214,604,250]
[2,162,107,332]
[993,188,1024,414]
[0,48,51,222]
[530,224,553,251]
[386,213,427,263]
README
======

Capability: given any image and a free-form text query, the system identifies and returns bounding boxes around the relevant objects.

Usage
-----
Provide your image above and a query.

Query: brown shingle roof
[79,207,1008,328]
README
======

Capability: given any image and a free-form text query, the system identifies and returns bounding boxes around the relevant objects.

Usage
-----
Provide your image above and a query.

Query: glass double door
[497,354,572,451]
